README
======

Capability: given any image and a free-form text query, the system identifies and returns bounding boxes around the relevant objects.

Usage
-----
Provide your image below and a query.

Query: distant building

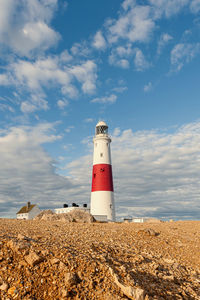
[132,217,162,223]
[55,203,90,214]
[16,202,40,220]
[132,218,145,223]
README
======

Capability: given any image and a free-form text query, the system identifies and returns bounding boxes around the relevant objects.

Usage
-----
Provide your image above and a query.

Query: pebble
[0,282,8,291]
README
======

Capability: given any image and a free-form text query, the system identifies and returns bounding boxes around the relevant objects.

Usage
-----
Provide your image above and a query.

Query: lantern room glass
[96,125,108,135]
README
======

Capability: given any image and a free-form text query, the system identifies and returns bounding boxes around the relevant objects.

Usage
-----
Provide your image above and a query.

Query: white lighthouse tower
[90,121,115,222]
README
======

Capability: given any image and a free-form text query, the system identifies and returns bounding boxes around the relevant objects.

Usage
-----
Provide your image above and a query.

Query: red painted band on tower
[91,164,114,192]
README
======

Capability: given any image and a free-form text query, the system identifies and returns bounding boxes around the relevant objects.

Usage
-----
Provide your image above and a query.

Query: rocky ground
[0,218,200,299]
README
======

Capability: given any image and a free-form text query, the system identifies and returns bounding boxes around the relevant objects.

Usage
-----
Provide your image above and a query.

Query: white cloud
[0,123,80,217]
[70,42,91,57]
[0,0,16,39]
[113,127,121,136]
[144,81,153,92]
[134,49,150,71]
[69,60,97,94]
[0,0,60,56]
[92,31,106,50]
[149,0,189,18]
[84,118,93,123]
[60,50,73,62]
[0,103,15,113]
[91,94,117,104]
[122,0,135,11]
[57,99,69,110]
[157,33,173,55]
[112,86,128,93]
[11,57,71,90]
[190,0,200,13]
[171,43,200,71]
[109,55,130,69]
[108,3,155,44]
[65,126,74,133]
[20,94,49,113]
[0,56,98,112]
[109,44,132,68]
[0,74,10,86]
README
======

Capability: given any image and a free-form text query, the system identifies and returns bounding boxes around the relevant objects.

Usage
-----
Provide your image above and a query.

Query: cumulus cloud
[171,43,200,71]
[92,31,106,50]
[69,60,97,94]
[157,33,173,55]
[134,49,150,71]
[11,57,71,91]
[91,94,117,104]
[0,74,10,86]
[67,120,200,220]
[0,0,60,56]
[57,99,69,110]
[109,44,132,68]
[0,56,98,111]
[112,86,128,93]
[70,42,91,57]
[0,123,79,218]
[149,0,189,18]
[144,81,153,92]
[107,2,155,44]
[20,93,49,113]
[110,57,129,69]
[190,0,200,13]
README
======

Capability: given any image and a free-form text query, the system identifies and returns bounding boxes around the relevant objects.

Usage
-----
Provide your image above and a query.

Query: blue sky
[1,0,200,220]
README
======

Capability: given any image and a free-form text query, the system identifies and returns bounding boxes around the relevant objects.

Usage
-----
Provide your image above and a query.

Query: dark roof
[17,204,36,214]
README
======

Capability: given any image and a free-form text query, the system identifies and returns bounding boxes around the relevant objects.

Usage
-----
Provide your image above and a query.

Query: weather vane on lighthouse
[90,121,116,222]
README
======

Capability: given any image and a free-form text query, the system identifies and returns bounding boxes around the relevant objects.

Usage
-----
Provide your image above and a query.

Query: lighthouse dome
[96,121,107,127]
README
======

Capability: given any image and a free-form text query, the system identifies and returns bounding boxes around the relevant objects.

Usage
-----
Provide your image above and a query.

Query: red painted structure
[91,164,114,192]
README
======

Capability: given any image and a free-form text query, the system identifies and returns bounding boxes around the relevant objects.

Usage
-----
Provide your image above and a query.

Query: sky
[1,0,200,220]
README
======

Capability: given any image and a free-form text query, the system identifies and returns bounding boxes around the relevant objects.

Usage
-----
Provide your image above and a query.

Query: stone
[64,272,78,286]
[8,286,18,296]
[24,251,44,266]
[143,228,158,236]
[50,258,60,265]
[109,267,145,300]
[7,240,30,253]
[59,261,68,271]
[0,282,8,291]
[17,233,29,240]
[163,258,174,264]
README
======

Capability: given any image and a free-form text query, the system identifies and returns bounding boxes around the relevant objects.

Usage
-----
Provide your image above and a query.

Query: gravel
[0,219,199,299]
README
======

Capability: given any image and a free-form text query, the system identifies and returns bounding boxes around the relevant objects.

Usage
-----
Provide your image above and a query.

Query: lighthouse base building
[90,121,116,222]
[90,192,115,222]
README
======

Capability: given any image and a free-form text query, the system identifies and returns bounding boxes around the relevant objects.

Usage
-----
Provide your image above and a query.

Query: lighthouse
[90,121,115,222]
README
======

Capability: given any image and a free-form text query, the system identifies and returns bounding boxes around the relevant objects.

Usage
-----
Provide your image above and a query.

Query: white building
[132,218,145,223]
[90,121,116,222]
[16,202,40,220]
[55,206,90,214]
[132,217,162,223]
